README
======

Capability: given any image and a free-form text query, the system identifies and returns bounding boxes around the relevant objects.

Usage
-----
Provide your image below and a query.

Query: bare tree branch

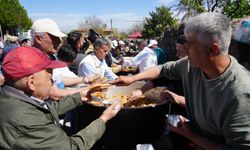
[207,0,211,11]
[211,0,219,12]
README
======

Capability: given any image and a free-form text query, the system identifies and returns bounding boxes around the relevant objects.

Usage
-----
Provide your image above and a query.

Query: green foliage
[180,0,206,14]
[176,0,250,19]
[223,0,250,18]
[0,0,32,34]
[142,5,178,39]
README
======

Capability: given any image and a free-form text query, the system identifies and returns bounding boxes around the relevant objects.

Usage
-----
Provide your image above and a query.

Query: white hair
[30,30,46,46]
[93,37,110,49]
[184,12,232,54]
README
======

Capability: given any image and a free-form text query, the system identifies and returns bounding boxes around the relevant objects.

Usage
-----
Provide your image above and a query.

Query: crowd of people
[0,11,249,150]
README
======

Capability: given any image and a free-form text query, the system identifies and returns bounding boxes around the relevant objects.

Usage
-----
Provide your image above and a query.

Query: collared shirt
[123,47,158,72]
[1,85,48,110]
[78,52,117,80]
[30,96,48,110]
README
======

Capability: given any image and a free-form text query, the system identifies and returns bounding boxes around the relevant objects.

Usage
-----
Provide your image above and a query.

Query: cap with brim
[6,36,18,42]
[19,34,31,42]
[2,46,67,79]
[48,31,67,38]
[148,40,158,47]
[32,18,67,38]
[111,40,118,49]
[119,40,125,45]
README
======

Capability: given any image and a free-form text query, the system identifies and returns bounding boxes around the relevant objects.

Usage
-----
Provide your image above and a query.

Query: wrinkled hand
[128,89,143,101]
[168,115,194,139]
[159,90,176,103]
[159,89,185,104]
[82,76,91,84]
[109,76,134,85]
[88,83,110,92]
[118,59,124,65]
[79,87,90,102]
[100,102,121,123]
[87,74,101,84]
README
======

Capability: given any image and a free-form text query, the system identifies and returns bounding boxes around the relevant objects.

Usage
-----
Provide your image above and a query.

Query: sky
[19,0,178,32]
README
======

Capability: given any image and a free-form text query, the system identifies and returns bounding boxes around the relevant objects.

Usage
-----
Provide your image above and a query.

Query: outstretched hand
[79,87,91,102]
[128,89,143,101]
[100,102,121,123]
[159,90,186,107]
[109,76,134,86]
[85,74,101,84]
[159,90,177,103]
[88,83,110,91]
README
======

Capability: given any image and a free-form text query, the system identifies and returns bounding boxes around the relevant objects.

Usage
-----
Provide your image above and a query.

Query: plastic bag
[136,144,154,150]
[235,18,250,45]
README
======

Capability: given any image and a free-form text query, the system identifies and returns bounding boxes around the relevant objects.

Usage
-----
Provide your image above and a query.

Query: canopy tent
[128,31,142,39]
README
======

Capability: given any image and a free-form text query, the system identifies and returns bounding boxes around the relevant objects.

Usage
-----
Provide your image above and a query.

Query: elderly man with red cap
[0,46,121,149]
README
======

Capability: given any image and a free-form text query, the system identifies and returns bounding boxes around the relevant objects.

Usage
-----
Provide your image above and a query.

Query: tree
[172,0,250,20]
[78,16,106,34]
[127,22,144,34]
[0,0,32,35]
[174,0,206,20]
[223,0,250,18]
[142,5,178,39]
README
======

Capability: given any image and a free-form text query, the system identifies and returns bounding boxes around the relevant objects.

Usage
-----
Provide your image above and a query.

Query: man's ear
[209,42,220,55]
[35,34,43,45]
[27,75,36,91]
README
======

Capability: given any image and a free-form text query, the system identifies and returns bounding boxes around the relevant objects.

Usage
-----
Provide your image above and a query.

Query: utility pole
[110,19,112,36]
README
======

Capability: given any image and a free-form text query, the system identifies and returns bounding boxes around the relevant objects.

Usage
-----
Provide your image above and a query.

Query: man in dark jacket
[0,46,121,150]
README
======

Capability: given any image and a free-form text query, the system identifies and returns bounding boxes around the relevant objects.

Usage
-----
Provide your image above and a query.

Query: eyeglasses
[100,47,110,53]
[182,38,191,44]
[103,49,109,53]
[50,78,54,84]
[183,39,192,47]
[46,33,62,44]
